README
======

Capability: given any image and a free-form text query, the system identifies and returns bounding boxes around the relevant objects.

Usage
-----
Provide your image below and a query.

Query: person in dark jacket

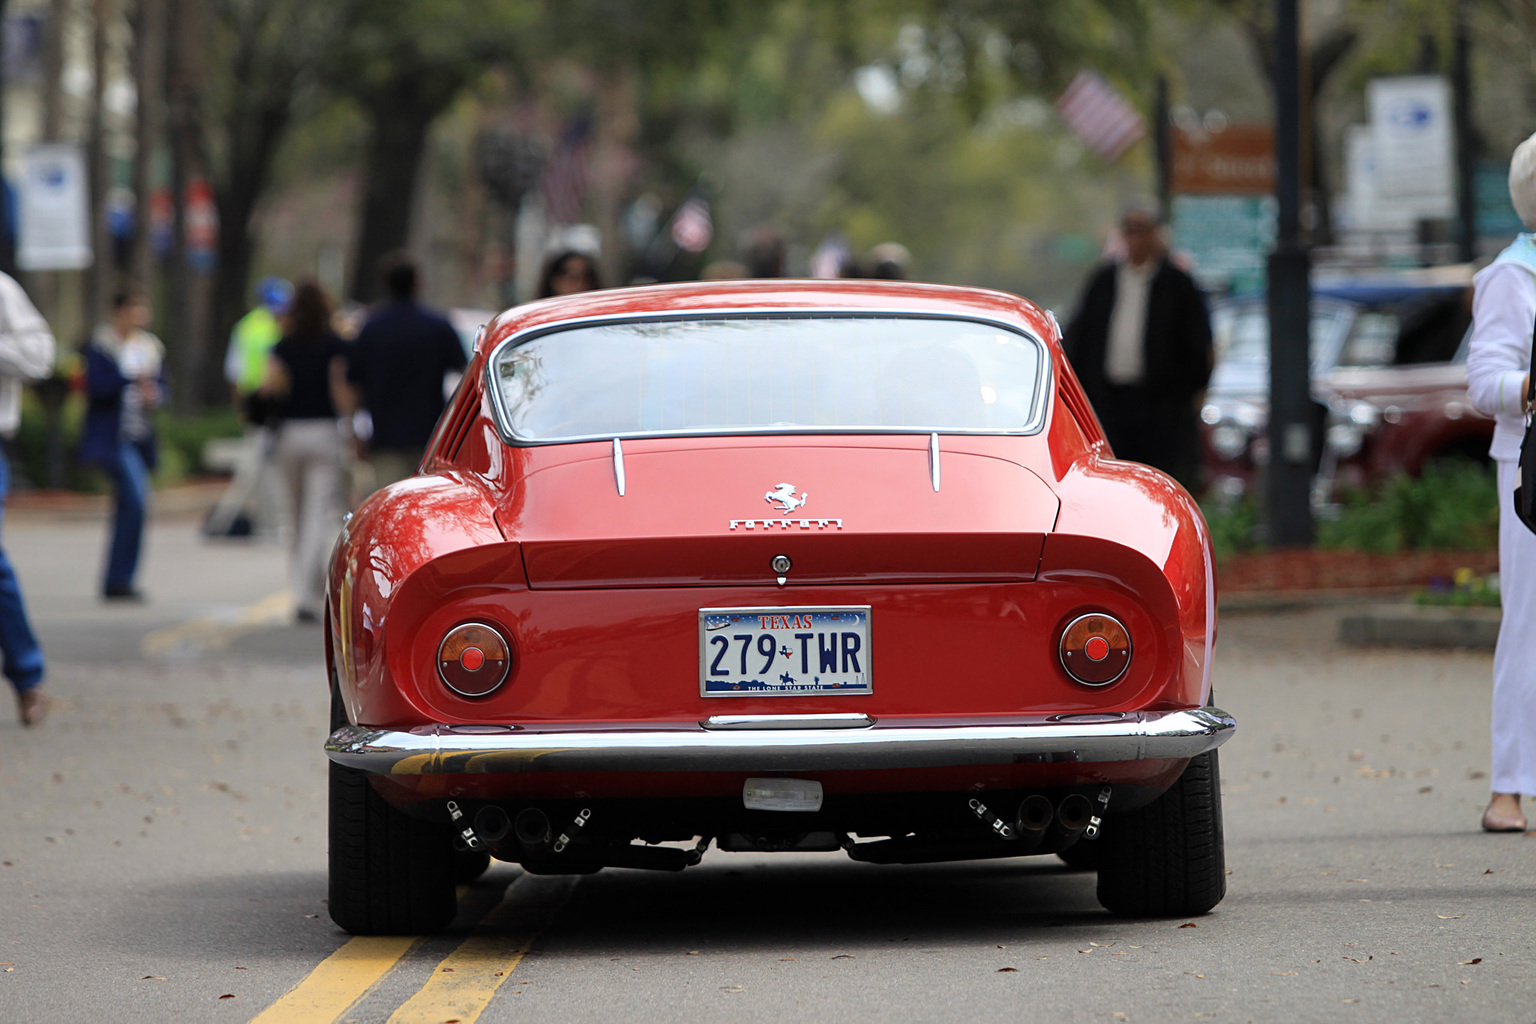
[80,291,167,601]
[1062,205,1214,491]
[345,253,467,490]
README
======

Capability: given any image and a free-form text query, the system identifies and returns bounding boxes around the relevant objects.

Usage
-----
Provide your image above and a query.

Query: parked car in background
[1200,266,1490,503]
[323,279,1234,934]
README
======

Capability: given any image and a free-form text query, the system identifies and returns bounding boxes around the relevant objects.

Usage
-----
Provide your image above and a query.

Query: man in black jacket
[1063,205,1213,492]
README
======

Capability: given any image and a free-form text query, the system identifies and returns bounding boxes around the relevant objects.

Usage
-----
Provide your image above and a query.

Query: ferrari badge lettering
[729,518,843,531]
[764,482,809,513]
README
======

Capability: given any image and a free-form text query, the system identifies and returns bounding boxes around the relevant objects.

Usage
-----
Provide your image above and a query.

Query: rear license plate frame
[699,606,872,698]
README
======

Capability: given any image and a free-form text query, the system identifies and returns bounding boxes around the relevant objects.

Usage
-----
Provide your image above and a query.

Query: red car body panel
[326,280,1215,804]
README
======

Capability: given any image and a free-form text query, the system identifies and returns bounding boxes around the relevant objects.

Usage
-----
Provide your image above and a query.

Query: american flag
[669,197,713,253]
[542,118,591,225]
[1055,70,1145,163]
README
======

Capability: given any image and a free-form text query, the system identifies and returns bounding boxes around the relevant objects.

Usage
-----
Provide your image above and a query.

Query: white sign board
[1367,75,1455,219]
[17,144,92,271]
[1338,123,1416,233]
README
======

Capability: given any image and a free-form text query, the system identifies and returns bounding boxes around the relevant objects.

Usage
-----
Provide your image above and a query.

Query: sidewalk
[8,479,229,522]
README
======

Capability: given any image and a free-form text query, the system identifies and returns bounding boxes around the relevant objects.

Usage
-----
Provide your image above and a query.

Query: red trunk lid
[504,438,1059,588]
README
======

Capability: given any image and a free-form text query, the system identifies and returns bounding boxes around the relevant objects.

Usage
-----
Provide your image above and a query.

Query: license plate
[699,607,872,697]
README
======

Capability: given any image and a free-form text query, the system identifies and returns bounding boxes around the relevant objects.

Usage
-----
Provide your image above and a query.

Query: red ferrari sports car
[325,279,1234,934]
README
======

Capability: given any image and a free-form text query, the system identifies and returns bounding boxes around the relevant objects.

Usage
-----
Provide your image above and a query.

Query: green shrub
[1200,496,1262,562]
[1318,461,1498,553]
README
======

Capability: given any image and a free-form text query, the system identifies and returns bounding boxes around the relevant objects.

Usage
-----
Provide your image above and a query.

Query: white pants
[274,420,347,617]
[1493,458,1536,795]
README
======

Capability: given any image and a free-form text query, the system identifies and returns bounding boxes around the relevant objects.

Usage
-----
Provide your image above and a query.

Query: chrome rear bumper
[325,707,1235,776]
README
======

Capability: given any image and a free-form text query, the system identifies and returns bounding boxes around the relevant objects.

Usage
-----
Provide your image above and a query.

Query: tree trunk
[130,0,163,290]
[349,94,437,304]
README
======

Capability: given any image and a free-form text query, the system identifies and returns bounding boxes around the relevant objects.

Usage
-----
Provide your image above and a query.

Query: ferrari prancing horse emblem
[764,482,808,514]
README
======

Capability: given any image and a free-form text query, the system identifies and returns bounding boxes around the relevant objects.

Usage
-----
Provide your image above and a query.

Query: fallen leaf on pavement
[720,985,745,993]
[140,976,166,981]
[996,967,1018,972]
[1341,998,1357,1003]
[687,950,700,955]
[830,954,854,960]
[1436,915,1463,920]
[218,994,235,999]
[1458,958,1482,965]
[1179,922,1197,929]
[1183,972,1205,978]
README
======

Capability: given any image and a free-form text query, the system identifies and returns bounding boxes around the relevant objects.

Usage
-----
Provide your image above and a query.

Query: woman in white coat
[1467,131,1536,832]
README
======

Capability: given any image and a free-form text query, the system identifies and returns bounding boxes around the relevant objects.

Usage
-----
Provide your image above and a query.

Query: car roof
[478,279,1056,358]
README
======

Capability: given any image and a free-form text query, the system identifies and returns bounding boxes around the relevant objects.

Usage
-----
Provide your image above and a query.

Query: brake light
[1059,613,1131,686]
[438,622,512,697]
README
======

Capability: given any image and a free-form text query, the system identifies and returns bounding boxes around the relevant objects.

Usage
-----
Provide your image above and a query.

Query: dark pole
[1154,75,1171,218]
[1266,0,1313,547]
[1452,0,1477,263]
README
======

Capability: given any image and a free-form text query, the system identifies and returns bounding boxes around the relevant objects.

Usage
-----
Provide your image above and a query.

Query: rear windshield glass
[489,315,1046,441]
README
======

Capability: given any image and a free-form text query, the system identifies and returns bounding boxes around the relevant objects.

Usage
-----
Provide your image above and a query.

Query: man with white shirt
[1063,204,1214,491]
[0,272,56,726]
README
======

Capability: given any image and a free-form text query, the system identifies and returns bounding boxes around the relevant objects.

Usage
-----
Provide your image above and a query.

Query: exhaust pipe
[1012,794,1054,853]
[474,806,512,845]
[1042,793,1093,852]
[514,808,553,850]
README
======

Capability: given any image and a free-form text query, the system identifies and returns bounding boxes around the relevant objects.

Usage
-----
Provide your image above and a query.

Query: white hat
[1511,132,1536,230]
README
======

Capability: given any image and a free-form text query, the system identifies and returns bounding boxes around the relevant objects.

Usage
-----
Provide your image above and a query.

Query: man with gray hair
[1466,131,1536,832]
[1062,202,1213,491]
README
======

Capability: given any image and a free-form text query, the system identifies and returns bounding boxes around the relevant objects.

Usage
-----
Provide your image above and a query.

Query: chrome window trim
[481,308,1055,447]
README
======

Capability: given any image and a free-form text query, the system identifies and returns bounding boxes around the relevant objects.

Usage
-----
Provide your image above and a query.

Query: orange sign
[1172,125,1275,195]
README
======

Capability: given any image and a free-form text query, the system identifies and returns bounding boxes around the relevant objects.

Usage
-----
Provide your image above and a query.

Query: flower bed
[1219,549,1499,593]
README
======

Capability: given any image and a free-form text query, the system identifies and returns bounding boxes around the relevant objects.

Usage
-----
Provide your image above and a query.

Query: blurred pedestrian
[1062,203,1213,491]
[345,253,467,490]
[1466,130,1536,833]
[261,281,351,624]
[0,272,56,725]
[205,277,291,538]
[743,227,787,279]
[80,290,166,602]
[867,242,911,280]
[537,250,603,299]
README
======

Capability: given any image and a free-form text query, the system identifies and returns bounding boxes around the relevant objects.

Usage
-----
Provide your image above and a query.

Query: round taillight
[438,622,511,697]
[1059,613,1131,686]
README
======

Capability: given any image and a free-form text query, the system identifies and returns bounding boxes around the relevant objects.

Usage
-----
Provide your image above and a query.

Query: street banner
[1367,75,1455,218]
[16,144,92,271]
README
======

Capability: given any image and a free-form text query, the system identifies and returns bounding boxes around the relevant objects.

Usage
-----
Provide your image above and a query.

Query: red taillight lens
[438,622,511,697]
[1059,613,1131,686]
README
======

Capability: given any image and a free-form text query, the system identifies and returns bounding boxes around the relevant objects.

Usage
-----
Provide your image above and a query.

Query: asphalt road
[1,510,1533,1023]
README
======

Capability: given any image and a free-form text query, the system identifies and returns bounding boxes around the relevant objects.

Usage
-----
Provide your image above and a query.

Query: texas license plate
[699,607,872,697]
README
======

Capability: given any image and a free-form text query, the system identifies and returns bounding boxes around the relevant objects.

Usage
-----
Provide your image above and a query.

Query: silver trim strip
[929,432,940,491]
[703,713,875,730]
[325,707,1235,776]
[482,308,1055,447]
[612,437,626,496]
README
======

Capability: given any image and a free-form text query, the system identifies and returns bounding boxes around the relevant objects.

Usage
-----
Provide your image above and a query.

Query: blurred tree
[325,1,534,303]
[202,0,358,402]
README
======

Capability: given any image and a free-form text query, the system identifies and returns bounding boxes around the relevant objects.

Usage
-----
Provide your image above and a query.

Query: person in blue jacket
[80,291,166,601]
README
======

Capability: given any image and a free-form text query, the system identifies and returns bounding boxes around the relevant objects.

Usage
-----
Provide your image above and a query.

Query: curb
[1338,603,1501,650]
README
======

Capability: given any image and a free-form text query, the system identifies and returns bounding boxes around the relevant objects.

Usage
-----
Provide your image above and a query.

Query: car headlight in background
[1209,424,1250,460]
[1326,400,1381,459]
[438,622,512,697]
[1059,612,1132,687]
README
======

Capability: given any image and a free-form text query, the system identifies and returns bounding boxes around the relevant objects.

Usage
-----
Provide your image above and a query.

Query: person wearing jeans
[80,291,165,601]
[0,272,56,725]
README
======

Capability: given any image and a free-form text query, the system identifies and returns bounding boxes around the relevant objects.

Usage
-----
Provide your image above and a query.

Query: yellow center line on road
[140,589,294,657]
[246,935,418,1024]
[385,875,578,1024]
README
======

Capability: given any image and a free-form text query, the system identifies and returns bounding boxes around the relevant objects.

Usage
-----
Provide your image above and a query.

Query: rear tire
[1095,750,1226,917]
[327,682,457,934]
[453,848,492,884]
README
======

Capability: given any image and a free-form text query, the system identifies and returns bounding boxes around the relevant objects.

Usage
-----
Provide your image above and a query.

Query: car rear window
[488,315,1047,442]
